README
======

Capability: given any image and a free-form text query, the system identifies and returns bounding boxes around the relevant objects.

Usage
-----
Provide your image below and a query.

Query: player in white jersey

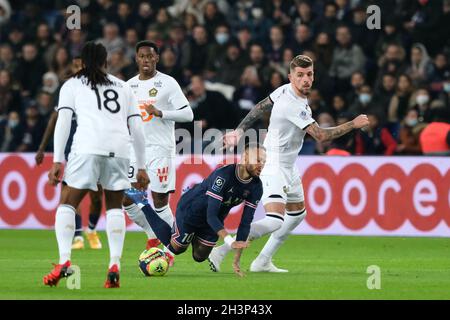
[43,42,149,288]
[122,41,193,261]
[208,55,369,272]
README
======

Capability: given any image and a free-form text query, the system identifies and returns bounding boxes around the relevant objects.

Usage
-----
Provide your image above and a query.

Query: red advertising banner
[0,154,448,237]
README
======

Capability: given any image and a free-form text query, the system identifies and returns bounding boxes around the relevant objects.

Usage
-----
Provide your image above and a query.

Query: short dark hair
[135,41,159,54]
[290,54,313,70]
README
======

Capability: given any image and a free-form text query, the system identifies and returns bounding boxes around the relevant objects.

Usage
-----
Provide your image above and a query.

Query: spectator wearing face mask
[412,88,433,122]
[419,107,450,155]
[396,108,425,155]
[0,111,24,152]
[348,85,377,116]
[206,24,232,79]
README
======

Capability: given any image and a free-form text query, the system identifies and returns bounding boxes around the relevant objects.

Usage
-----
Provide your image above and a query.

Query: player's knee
[169,243,187,255]
[192,252,208,263]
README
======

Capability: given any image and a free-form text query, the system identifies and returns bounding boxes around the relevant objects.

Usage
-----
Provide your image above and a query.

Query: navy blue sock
[74,214,82,237]
[140,204,172,247]
[88,213,100,230]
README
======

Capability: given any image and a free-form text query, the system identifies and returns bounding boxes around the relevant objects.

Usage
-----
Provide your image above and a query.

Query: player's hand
[48,163,62,186]
[144,103,162,117]
[232,249,245,277]
[35,150,45,166]
[352,114,369,129]
[222,129,243,150]
[136,169,150,190]
[231,241,249,250]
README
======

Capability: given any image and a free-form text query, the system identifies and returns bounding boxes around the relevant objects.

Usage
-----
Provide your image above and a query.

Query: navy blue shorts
[171,207,218,248]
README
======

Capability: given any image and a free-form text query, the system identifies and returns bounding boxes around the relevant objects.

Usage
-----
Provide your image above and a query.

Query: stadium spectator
[233,65,265,119]
[290,1,316,28]
[315,2,339,35]
[41,71,59,95]
[290,24,314,53]
[266,25,286,64]
[165,23,190,68]
[236,26,252,55]
[113,2,135,35]
[248,43,273,86]
[355,112,397,155]
[96,23,125,60]
[411,87,433,123]
[376,44,407,82]
[35,90,54,123]
[203,1,227,40]
[348,85,377,116]
[0,0,11,28]
[375,19,405,59]
[124,28,139,62]
[148,7,173,42]
[159,47,184,85]
[168,0,207,24]
[429,53,450,94]
[313,32,334,69]
[388,74,415,124]
[50,46,71,82]
[395,108,424,155]
[16,105,45,152]
[187,75,238,132]
[206,24,233,78]
[346,71,366,107]
[329,25,366,94]
[214,42,249,88]
[373,73,397,116]
[66,30,86,60]
[134,2,155,38]
[183,25,211,77]
[419,107,450,155]
[0,69,21,117]
[15,43,46,98]
[405,43,434,87]
[0,44,17,74]
[0,111,24,152]
[331,94,348,117]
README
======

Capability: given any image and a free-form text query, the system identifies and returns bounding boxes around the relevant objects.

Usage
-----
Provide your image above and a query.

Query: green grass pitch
[1,229,449,300]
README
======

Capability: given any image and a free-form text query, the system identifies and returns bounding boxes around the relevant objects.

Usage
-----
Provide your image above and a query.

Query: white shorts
[129,156,176,194]
[64,153,130,191]
[260,164,304,205]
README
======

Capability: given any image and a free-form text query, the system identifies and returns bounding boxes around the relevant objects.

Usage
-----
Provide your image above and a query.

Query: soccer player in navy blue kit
[125,143,266,276]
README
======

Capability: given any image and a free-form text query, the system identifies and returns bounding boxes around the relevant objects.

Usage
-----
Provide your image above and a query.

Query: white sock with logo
[106,209,126,269]
[258,209,307,262]
[55,204,76,264]
[124,203,156,239]
[155,204,174,227]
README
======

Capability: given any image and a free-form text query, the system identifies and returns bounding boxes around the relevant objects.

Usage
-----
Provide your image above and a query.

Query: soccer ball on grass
[138,247,169,276]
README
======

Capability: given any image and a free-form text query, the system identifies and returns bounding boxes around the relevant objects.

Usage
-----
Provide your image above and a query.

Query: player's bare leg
[85,186,103,249]
[152,191,175,265]
[250,201,307,273]
[123,184,160,248]
[192,238,214,263]
[103,190,125,288]
[44,186,88,286]
[209,201,285,272]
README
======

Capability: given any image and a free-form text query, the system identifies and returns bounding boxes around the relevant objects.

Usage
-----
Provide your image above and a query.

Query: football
[138,248,169,277]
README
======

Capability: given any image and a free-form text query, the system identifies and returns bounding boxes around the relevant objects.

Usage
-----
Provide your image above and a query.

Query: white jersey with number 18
[57,74,139,160]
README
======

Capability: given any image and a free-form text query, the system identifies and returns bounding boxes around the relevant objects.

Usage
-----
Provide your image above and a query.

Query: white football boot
[208,246,227,272]
[250,257,288,273]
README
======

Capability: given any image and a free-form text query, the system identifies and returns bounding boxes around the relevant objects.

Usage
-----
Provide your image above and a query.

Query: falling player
[123,41,193,263]
[43,42,149,288]
[208,55,369,272]
[125,143,266,276]
[35,56,103,250]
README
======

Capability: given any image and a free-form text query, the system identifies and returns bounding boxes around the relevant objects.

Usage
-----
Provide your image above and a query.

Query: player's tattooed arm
[235,96,274,132]
[305,114,369,142]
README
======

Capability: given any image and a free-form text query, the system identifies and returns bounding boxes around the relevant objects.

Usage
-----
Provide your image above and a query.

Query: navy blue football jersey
[177,164,263,241]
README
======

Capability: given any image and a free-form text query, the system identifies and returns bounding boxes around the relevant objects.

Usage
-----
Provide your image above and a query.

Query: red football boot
[146,238,161,249]
[43,260,72,287]
[104,264,120,288]
[165,250,175,267]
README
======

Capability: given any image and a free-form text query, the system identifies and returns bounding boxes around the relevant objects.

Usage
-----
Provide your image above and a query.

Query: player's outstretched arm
[36,111,58,165]
[221,96,274,149]
[48,109,72,186]
[305,114,369,143]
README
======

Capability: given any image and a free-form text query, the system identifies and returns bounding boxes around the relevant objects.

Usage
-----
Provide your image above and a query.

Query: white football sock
[258,209,307,261]
[106,209,126,269]
[55,205,76,264]
[124,203,156,239]
[155,204,174,226]
[220,213,285,254]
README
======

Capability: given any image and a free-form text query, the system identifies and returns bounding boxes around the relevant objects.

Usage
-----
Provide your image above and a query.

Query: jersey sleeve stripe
[302,120,316,130]
[206,191,223,201]
[176,105,188,110]
[127,114,141,120]
[244,201,257,209]
[57,107,75,112]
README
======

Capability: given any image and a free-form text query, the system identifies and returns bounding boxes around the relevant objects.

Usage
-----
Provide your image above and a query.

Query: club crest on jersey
[149,88,158,97]
[300,110,310,120]
[212,177,225,192]
[154,80,162,88]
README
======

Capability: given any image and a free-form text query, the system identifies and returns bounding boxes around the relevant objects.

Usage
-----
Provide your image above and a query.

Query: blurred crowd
[0,0,449,156]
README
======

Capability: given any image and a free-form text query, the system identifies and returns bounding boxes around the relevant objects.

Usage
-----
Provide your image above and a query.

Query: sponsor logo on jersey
[149,88,158,97]
[157,167,169,183]
[212,176,225,192]
[154,80,162,88]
